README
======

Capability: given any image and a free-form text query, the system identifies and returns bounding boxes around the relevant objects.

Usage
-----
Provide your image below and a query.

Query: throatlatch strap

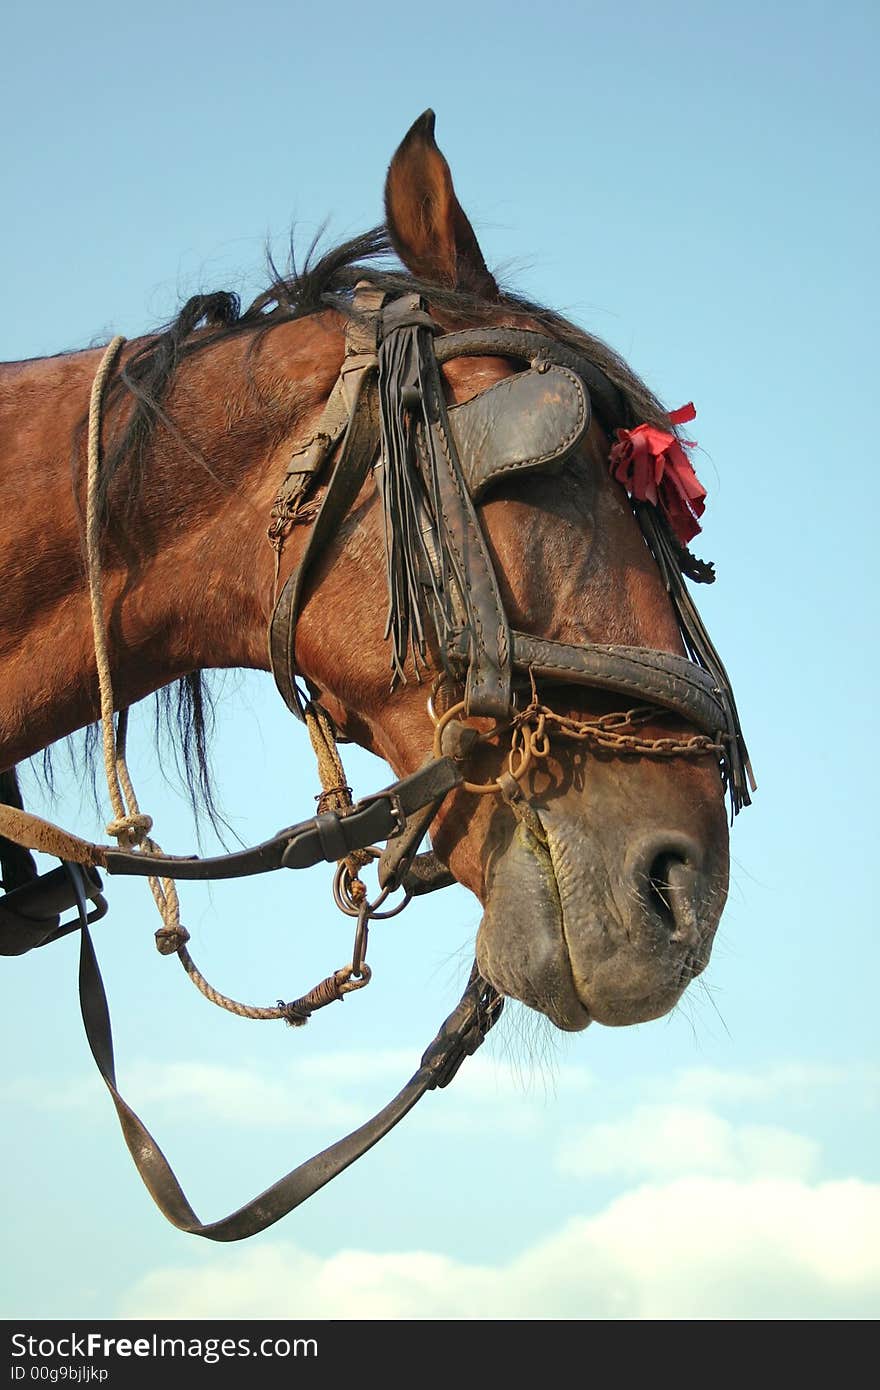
[269,370,382,718]
[269,283,386,719]
[68,865,501,1241]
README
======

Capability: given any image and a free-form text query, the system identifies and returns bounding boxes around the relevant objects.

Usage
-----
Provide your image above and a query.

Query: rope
[304,702,350,809]
[304,701,371,877]
[86,338,129,825]
[86,339,346,1025]
[85,338,183,935]
[171,946,368,1027]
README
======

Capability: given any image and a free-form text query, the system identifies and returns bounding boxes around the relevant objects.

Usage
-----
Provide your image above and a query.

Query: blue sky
[1,0,877,1319]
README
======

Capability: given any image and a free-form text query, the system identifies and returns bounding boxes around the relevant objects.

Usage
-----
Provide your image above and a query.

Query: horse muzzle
[476,768,730,1030]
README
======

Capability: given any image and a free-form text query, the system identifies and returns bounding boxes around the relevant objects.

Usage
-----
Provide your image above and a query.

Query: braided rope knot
[154,924,191,956]
[105,812,154,847]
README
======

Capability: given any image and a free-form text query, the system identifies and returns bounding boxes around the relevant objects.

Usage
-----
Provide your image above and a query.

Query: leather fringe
[636,503,755,818]
[377,317,460,685]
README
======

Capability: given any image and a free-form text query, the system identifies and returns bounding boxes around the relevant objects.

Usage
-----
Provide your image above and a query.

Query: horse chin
[476,819,720,1032]
[476,823,591,1030]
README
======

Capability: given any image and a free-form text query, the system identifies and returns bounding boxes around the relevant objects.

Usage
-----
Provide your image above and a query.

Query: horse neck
[0,317,343,769]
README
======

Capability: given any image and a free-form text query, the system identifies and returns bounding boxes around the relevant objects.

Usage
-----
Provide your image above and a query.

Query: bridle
[0,282,754,1241]
[268,282,752,805]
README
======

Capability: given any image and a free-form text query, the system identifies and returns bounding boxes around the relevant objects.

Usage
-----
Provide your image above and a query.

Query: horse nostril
[627,834,704,946]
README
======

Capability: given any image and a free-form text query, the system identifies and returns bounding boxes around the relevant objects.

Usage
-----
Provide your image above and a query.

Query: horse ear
[384,110,499,298]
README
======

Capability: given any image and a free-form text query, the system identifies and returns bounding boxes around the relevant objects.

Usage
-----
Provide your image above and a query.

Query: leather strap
[425,389,512,719]
[379,295,512,718]
[269,368,381,717]
[0,862,106,955]
[399,850,455,897]
[377,798,444,891]
[510,632,728,734]
[268,286,389,545]
[433,327,627,428]
[111,754,460,878]
[68,863,502,1242]
[268,284,386,717]
[0,758,461,885]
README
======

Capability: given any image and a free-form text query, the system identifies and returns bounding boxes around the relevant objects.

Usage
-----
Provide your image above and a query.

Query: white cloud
[121,1060,363,1129]
[0,1048,591,1135]
[557,1103,820,1181]
[0,1075,99,1113]
[119,1177,880,1320]
[126,1050,592,1136]
[288,1047,593,1101]
[665,1061,877,1105]
[0,1063,361,1129]
[9,1054,863,1129]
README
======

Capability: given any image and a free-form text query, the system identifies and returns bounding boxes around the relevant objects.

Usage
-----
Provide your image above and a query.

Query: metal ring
[332,850,413,920]
[431,701,521,795]
[530,711,551,758]
[366,888,414,921]
[426,676,445,727]
[332,851,377,916]
[426,674,460,727]
[337,962,372,994]
[507,727,532,781]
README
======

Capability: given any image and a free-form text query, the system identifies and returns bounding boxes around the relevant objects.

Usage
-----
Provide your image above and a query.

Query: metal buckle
[423,979,505,1090]
[354,790,406,839]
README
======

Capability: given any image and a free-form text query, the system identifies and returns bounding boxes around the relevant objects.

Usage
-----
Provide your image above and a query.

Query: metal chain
[430,690,725,798]
[517,701,726,760]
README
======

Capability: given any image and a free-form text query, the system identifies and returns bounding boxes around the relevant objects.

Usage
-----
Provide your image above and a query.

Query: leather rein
[0,284,754,1241]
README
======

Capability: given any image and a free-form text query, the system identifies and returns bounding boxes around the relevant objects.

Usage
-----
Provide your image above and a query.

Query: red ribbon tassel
[608,401,706,545]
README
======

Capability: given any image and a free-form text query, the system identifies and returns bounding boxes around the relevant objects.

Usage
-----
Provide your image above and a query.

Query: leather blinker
[446,365,590,500]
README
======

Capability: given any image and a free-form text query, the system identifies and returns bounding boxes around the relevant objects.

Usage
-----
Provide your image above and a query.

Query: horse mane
[57,225,675,826]
[99,225,673,509]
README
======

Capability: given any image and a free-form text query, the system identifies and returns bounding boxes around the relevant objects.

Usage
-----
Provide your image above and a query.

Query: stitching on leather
[513,635,725,725]
[467,367,589,482]
[431,386,510,701]
[435,328,625,426]
[518,636,718,694]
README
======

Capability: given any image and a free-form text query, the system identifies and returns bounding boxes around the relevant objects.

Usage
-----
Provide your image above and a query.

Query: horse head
[273,112,750,1031]
[0,113,751,1041]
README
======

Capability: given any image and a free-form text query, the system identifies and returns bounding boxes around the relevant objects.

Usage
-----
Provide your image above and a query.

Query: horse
[0,111,752,1238]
